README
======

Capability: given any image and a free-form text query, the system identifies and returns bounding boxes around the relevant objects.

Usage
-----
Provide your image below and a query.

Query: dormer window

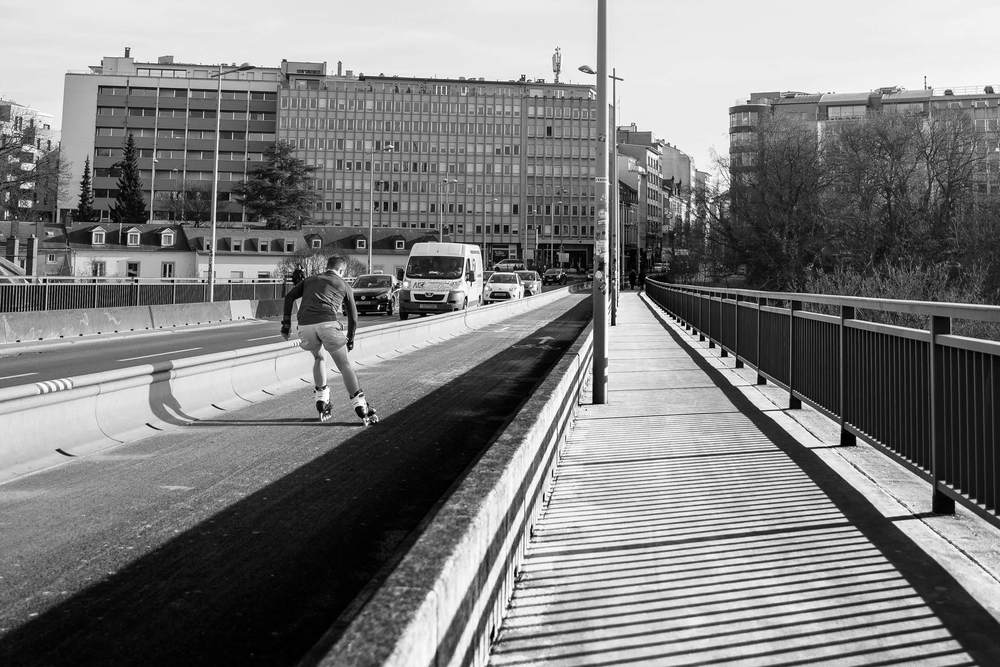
[91,227,106,245]
[394,240,405,250]
[356,239,366,250]
[126,229,141,246]
[232,240,243,252]
[160,229,175,247]
[258,239,269,253]
[284,241,295,253]
[310,238,322,250]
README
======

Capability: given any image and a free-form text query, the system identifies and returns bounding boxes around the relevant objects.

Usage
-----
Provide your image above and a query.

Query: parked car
[542,267,567,285]
[352,273,400,316]
[516,270,542,296]
[484,272,524,303]
[483,270,494,283]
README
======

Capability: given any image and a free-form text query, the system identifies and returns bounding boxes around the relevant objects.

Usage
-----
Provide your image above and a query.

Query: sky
[6,0,1000,175]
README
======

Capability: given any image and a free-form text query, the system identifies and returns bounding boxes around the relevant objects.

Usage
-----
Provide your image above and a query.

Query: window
[126,262,140,278]
[91,229,106,245]
[91,261,106,277]
[258,239,270,252]
[127,230,140,246]
[311,238,322,249]
[46,253,57,264]
[284,241,295,253]
[232,240,243,252]
[161,231,175,246]
[230,271,244,279]
[356,239,367,249]
[395,240,405,250]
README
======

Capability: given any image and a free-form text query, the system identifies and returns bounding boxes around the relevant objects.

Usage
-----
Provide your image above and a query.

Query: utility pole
[592,0,609,404]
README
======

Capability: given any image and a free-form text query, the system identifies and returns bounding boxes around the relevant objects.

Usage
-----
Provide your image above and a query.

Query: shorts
[298,321,347,354]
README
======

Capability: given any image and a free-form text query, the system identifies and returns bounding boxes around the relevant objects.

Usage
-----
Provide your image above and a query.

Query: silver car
[516,270,542,296]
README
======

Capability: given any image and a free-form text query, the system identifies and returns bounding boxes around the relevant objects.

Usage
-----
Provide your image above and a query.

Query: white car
[484,272,524,304]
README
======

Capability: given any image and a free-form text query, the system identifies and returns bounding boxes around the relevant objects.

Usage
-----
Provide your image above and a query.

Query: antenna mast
[552,46,562,83]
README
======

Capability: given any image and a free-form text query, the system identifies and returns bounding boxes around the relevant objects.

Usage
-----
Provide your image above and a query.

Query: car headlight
[376,292,389,300]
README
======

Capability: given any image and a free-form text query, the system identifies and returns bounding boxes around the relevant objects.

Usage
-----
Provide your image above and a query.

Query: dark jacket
[283,271,358,340]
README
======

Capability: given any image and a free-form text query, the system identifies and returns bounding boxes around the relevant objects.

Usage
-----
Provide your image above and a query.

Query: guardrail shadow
[0,298,593,666]
[539,296,1000,665]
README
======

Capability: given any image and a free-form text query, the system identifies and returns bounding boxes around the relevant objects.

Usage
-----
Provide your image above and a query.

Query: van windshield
[406,255,464,279]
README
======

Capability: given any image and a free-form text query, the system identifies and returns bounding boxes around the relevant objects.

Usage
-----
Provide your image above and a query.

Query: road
[0,294,592,666]
[0,283,577,390]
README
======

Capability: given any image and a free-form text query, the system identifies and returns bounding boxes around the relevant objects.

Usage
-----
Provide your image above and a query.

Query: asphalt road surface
[0,293,591,666]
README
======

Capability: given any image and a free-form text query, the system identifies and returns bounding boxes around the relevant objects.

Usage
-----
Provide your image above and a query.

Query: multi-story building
[278,68,597,268]
[1,100,58,221]
[730,85,1000,192]
[60,48,280,224]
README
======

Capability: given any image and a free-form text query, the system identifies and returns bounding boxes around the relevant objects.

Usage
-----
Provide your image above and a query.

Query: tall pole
[149,158,158,224]
[593,0,609,404]
[368,144,375,273]
[609,70,617,326]
[208,65,223,302]
[439,181,444,242]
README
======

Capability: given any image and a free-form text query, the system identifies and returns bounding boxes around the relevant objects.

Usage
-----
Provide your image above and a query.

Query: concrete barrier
[0,289,579,482]
[0,300,258,345]
[312,324,595,666]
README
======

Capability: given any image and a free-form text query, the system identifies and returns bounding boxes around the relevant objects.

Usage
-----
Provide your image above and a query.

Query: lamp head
[578,65,596,75]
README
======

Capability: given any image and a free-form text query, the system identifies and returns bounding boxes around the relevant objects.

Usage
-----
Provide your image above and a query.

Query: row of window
[95,147,264,161]
[281,95,596,120]
[93,168,245,181]
[323,159,522,176]
[88,261,177,279]
[317,179,520,196]
[99,86,276,101]
[95,127,276,141]
[97,107,276,121]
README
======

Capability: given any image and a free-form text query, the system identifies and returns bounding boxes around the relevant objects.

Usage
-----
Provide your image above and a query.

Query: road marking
[118,347,202,362]
[247,335,280,342]
[0,372,37,381]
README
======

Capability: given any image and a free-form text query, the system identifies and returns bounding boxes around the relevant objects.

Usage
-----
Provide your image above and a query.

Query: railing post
[135,279,141,307]
[708,294,716,348]
[788,300,802,409]
[93,280,99,309]
[44,279,50,312]
[734,294,743,368]
[698,292,706,342]
[718,295,727,357]
[930,314,955,514]
[756,297,766,385]
[172,279,177,305]
[839,305,856,445]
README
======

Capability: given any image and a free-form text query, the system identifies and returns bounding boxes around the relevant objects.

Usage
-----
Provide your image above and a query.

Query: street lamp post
[149,157,159,223]
[591,0,610,404]
[208,62,253,302]
[369,142,394,272]
[439,178,457,242]
[550,200,562,268]
[579,63,623,325]
[483,197,497,262]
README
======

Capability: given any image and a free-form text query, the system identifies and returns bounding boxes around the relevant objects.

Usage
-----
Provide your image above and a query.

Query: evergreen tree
[110,134,146,226]
[233,141,317,229]
[75,155,97,222]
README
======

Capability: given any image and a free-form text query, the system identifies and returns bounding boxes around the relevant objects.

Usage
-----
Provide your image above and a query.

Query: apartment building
[60,49,280,224]
[1,100,58,221]
[278,68,598,268]
[730,84,1000,191]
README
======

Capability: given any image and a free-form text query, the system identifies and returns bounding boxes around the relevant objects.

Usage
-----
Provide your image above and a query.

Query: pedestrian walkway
[490,291,1000,666]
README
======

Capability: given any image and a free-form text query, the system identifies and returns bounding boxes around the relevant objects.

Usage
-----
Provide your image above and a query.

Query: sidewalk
[490,291,1000,666]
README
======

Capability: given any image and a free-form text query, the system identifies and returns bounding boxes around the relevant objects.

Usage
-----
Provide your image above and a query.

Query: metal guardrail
[645,279,1000,529]
[0,278,288,313]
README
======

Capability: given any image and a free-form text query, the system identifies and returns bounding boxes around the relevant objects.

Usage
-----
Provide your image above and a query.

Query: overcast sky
[6,0,1000,173]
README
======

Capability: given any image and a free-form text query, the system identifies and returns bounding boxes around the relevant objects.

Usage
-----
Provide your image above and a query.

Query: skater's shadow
[190,418,357,427]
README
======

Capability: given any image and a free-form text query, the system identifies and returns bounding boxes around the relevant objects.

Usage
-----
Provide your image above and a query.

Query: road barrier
[312,323,594,667]
[0,300,256,345]
[0,287,576,482]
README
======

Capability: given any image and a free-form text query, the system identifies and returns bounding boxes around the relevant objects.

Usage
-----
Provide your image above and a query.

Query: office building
[278,68,598,267]
[1,100,58,221]
[60,49,280,223]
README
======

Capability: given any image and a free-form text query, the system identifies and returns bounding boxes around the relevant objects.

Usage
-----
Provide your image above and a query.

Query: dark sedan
[352,274,400,315]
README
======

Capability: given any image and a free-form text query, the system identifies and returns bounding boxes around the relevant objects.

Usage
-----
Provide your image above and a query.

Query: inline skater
[280,255,379,425]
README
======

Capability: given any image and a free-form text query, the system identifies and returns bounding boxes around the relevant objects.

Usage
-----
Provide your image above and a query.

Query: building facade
[60,49,280,224]
[1,100,58,221]
[278,70,598,268]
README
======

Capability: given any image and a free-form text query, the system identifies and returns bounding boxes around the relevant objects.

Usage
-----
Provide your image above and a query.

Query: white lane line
[0,372,37,381]
[247,335,280,342]
[118,347,203,362]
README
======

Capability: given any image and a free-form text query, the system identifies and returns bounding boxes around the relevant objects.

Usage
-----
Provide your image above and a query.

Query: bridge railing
[0,277,288,313]
[645,279,1000,529]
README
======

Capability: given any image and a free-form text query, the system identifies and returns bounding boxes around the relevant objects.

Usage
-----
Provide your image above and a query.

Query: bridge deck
[491,291,1000,665]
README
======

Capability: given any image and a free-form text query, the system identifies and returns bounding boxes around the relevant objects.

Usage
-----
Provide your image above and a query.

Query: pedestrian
[291,264,305,285]
[628,269,636,290]
[281,255,379,425]
[638,268,646,294]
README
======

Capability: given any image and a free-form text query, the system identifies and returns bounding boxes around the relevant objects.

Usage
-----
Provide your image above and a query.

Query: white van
[398,242,484,320]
